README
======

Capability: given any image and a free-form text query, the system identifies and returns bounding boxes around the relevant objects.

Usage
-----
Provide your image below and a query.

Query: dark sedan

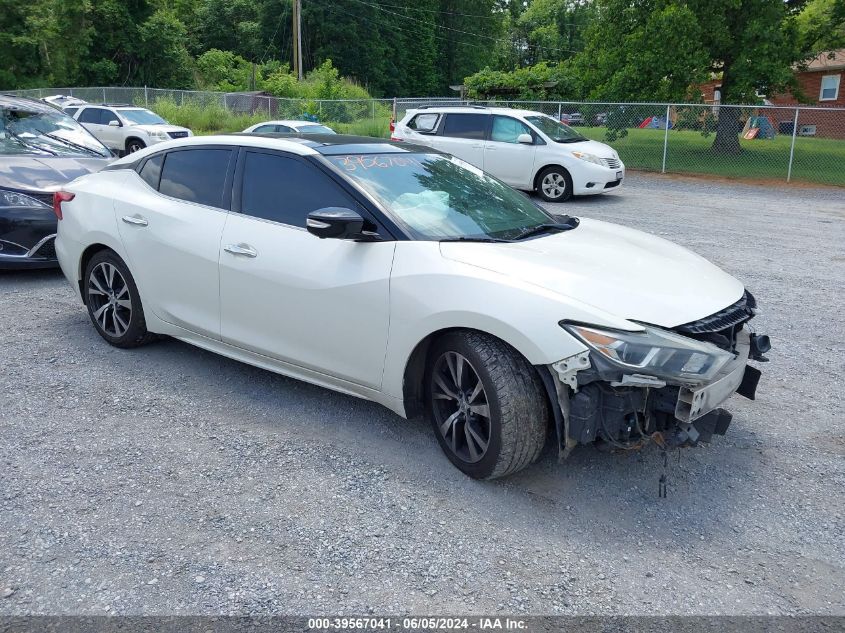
[1,95,112,269]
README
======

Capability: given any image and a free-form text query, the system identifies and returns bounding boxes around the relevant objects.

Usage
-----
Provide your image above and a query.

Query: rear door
[116,147,235,339]
[218,150,395,388]
[432,113,489,168]
[484,115,538,188]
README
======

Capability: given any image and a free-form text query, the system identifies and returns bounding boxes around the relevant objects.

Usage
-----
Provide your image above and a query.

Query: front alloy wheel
[431,351,491,463]
[126,140,146,153]
[426,331,549,479]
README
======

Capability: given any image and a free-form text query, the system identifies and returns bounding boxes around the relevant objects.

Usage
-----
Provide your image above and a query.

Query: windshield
[118,109,167,125]
[0,107,111,157]
[298,124,335,134]
[525,115,587,143]
[327,153,555,241]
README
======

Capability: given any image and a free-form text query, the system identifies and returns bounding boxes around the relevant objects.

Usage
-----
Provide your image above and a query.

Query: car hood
[439,217,745,328]
[0,156,111,192]
[557,138,618,158]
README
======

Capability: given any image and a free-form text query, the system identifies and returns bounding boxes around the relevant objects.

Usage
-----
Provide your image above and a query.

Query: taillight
[390,136,403,142]
[389,118,395,133]
[53,191,74,220]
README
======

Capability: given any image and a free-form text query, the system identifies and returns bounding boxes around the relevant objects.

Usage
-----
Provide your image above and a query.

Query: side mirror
[306,207,381,241]
[108,120,121,127]
[517,133,533,144]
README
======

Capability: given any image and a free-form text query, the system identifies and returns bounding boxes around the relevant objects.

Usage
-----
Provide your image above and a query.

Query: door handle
[224,243,258,258]
[121,215,148,226]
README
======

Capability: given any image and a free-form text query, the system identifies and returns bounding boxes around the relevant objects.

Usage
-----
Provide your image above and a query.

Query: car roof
[252,120,330,128]
[110,134,440,165]
[409,106,547,118]
[0,94,61,114]
[234,133,437,155]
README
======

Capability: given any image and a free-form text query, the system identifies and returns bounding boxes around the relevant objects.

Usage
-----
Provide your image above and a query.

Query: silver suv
[74,104,192,155]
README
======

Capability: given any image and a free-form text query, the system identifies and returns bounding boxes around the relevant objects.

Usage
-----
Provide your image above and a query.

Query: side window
[254,124,276,133]
[64,107,79,117]
[490,116,533,144]
[101,110,119,125]
[440,114,488,140]
[77,108,102,124]
[276,125,294,133]
[240,152,356,228]
[138,154,164,190]
[409,113,439,132]
[158,149,232,208]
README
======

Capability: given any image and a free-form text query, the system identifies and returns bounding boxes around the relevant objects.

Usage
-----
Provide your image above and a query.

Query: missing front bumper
[544,328,767,456]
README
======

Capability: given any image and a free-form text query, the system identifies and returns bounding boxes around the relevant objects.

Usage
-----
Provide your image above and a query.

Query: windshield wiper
[38,131,106,157]
[439,236,512,243]
[513,218,580,241]
[4,130,58,156]
[556,137,589,144]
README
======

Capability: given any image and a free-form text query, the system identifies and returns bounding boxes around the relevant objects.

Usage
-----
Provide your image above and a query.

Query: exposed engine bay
[542,291,771,457]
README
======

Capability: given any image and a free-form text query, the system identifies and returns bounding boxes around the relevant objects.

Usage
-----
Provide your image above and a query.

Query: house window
[819,74,840,101]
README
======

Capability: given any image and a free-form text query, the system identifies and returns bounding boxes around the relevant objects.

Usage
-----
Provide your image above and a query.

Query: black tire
[425,331,549,479]
[536,166,573,202]
[126,138,146,154]
[83,250,155,348]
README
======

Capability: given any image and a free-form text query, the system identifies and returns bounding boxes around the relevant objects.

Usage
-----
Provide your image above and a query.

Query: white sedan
[243,120,336,135]
[54,135,770,479]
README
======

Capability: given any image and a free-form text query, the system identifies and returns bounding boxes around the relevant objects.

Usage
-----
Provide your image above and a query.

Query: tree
[136,10,195,87]
[577,0,811,154]
[796,0,845,51]
[516,0,595,66]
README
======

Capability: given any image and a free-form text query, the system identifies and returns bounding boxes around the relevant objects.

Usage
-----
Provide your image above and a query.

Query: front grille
[31,236,56,260]
[30,192,55,207]
[601,157,622,169]
[676,291,756,335]
[167,131,189,139]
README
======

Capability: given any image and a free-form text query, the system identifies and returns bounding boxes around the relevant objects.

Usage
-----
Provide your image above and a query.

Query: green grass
[579,127,845,187]
[145,101,843,187]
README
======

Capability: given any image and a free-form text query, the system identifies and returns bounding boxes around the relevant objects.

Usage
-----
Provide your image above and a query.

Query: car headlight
[571,151,604,166]
[561,322,735,383]
[150,130,169,140]
[0,189,51,209]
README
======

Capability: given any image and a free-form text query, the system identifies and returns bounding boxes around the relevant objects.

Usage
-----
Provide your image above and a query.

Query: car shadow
[50,321,758,544]
[0,268,63,284]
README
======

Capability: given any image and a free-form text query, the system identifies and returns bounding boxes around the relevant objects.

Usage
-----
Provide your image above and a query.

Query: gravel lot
[1,173,843,616]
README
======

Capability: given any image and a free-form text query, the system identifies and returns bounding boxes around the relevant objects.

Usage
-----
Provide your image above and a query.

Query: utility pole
[292,0,303,81]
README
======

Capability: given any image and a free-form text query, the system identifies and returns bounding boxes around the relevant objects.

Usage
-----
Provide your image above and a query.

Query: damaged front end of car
[541,291,771,458]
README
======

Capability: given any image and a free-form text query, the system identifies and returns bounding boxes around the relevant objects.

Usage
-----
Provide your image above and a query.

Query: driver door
[483,115,537,189]
[219,150,395,389]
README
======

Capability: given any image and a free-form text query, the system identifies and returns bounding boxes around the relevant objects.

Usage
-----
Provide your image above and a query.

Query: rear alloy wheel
[537,166,573,202]
[426,331,549,479]
[84,250,155,348]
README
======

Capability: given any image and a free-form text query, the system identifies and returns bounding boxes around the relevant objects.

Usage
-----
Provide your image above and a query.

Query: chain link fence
[11,87,844,187]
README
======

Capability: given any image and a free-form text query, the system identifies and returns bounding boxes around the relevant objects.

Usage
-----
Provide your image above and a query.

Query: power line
[318,1,505,54]
[359,0,506,20]
[259,0,288,64]
[339,0,583,55]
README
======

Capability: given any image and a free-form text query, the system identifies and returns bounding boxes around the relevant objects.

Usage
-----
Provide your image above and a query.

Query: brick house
[698,50,845,138]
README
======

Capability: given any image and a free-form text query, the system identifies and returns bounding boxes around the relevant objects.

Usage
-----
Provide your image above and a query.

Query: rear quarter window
[408,113,440,132]
[138,154,164,190]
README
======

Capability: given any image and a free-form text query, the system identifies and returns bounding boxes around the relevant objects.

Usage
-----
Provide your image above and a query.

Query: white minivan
[393,106,624,202]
